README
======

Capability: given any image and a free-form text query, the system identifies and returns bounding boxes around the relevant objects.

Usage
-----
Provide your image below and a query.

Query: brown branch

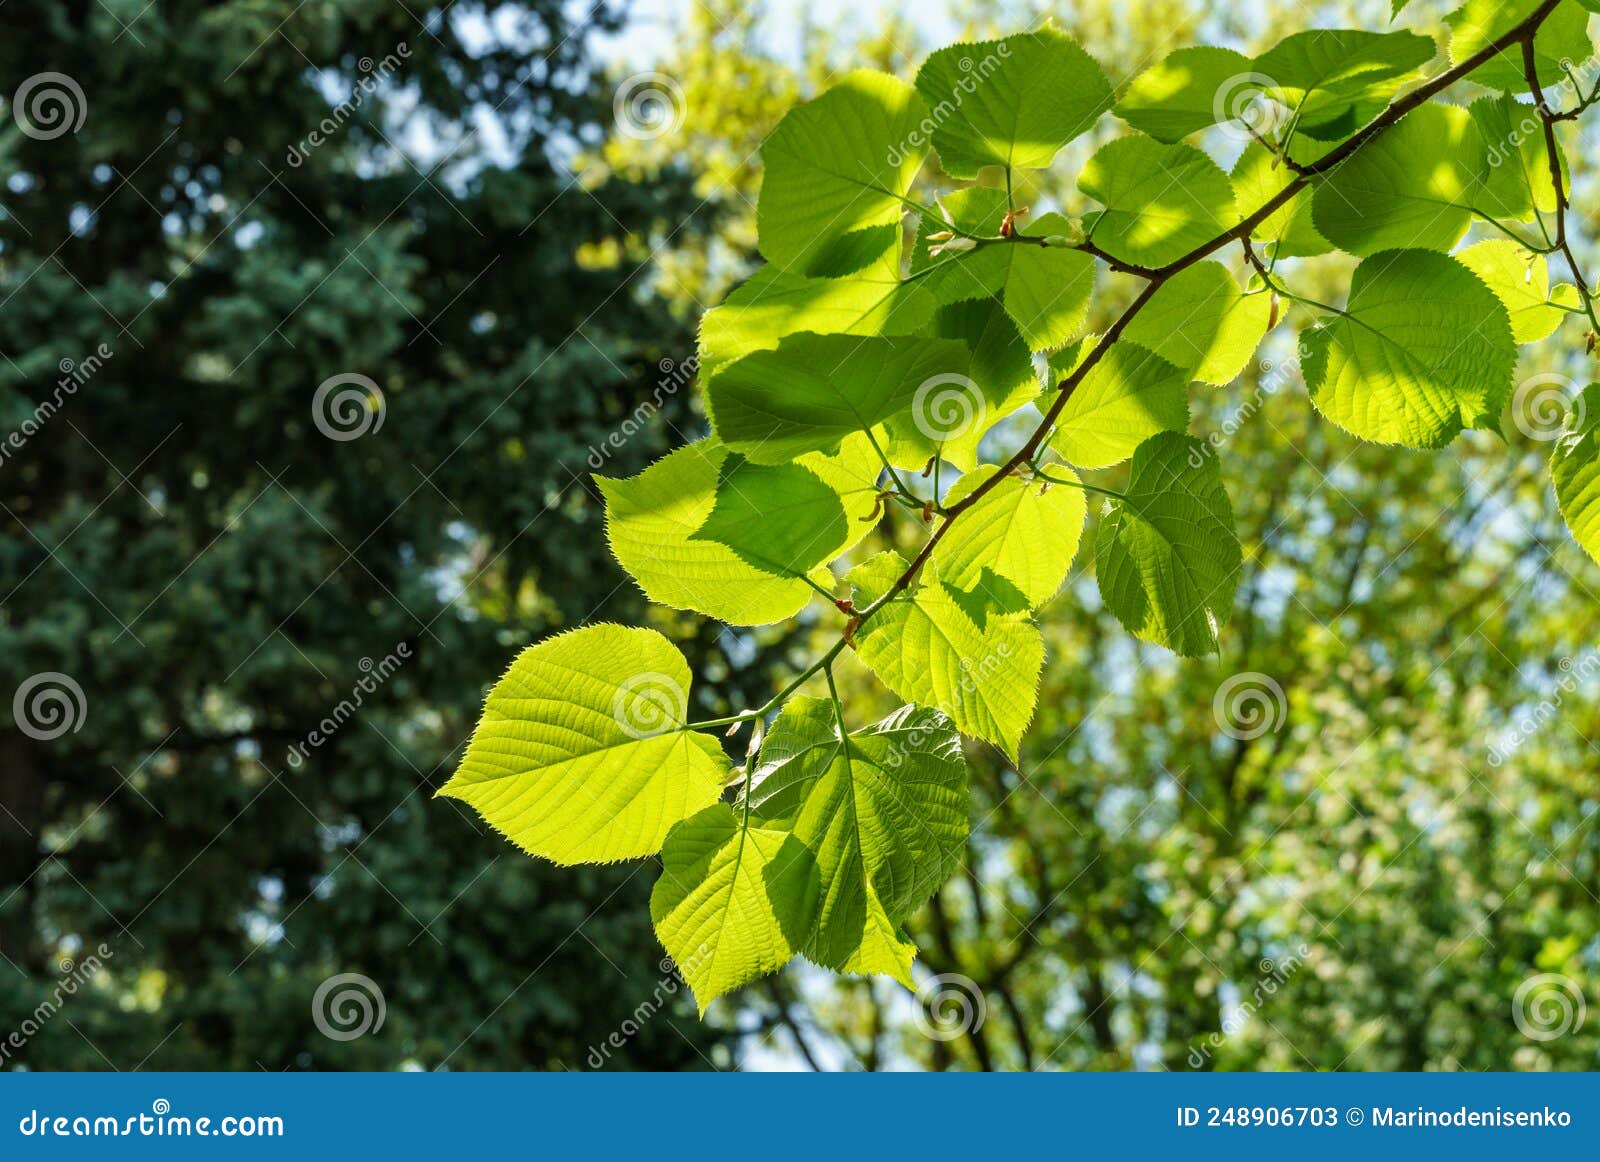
[1523,33,1599,330]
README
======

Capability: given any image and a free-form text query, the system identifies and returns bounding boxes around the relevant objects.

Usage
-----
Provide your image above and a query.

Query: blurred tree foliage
[593,0,1600,1069]
[0,0,764,1069]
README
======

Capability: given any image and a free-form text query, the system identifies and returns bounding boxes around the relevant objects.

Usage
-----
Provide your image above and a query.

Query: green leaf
[912,188,1096,352]
[1448,0,1593,93]
[1231,141,1333,259]
[757,70,928,272]
[848,552,1044,758]
[1470,94,1564,223]
[934,464,1087,611]
[895,296,1036,471]
[1253,29,1434,137]
[1302,249,1518,448]
[912,28,1112,179]
[1079,135,1237,268]
[1457,239,1569,345]
[1553,384,1600,566]
[1095,432,1241,657]
[747,698,968,985]
[690,456,849,578]
[600,437,879,625]
[1123,261,1272,385]
[707,332,971,465]
[1311,103,1482,256]
[698,245,935,385]
[651,804,821,1013]
[1117,46,1256,142]
[440,626,727,864]
[1047,340,1190,469]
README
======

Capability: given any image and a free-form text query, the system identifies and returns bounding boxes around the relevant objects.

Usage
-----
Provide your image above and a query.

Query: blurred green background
[1,0,1597,1070]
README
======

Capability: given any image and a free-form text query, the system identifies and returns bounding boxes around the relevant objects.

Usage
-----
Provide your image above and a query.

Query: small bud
[926,230,954,243]
[1041,217,1087,247]
[745,717,766,758]
[1268,294,1281,331]
[929,237,977,258]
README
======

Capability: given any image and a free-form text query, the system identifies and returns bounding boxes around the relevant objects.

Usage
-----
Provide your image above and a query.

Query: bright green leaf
[1552,384,1600,566]
[441,626,727,864]
[600,437,879,625]
[1048,340,1190,469]
[1095,432,1241,657]
[934,464,1087,610]
[757,70,928,272]
[913,28,1112,179]
[1254,29,1434,138]
[699,245,935,384]
[1448,0,1593,93]
[1117,46,1256,142]
[748,697,968,984]
[1079,135,1237,268]
[1302,249,1518,447]
[1457,239,1569,344]
[707,332,970,465]
[690,456,849,578]
[1311,103,1482,256]
[651,804,820,1013]
[1124,261,1272,385]
[848,552,1044,758]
